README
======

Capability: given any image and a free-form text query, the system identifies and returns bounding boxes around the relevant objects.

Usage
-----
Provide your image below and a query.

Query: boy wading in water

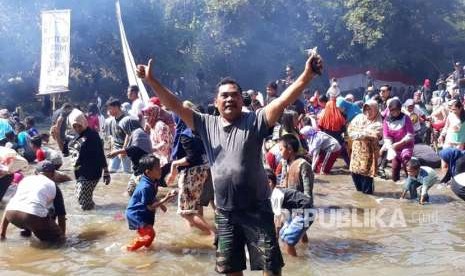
[277,134,314,256]
[267,168,313,257]
[136,51,322,275]
[125,154,177,251]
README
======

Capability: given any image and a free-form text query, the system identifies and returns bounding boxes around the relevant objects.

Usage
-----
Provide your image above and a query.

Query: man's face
[266,86,277,97]
[127,89,137,101]
[286,67,294,78]
[107,105,120,117]
[380,87,390,101]
[216,83,243,121]
[407,166,419,177]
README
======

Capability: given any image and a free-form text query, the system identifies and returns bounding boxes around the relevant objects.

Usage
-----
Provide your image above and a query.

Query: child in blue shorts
[125,154,177,251]
[267,168,313,257]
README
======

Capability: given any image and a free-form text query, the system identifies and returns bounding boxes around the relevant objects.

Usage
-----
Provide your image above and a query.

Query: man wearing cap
[0,161,67,243]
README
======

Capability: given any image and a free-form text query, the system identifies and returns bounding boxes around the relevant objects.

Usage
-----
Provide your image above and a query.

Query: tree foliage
[1,0,465,111]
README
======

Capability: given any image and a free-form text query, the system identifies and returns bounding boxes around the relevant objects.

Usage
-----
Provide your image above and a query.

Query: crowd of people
[1,52,465,275]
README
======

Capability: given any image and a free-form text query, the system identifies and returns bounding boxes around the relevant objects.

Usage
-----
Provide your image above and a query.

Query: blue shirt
[27,128,39,137]
[0,118,13,140]
[17,131,29,148]
[126,174,158,230]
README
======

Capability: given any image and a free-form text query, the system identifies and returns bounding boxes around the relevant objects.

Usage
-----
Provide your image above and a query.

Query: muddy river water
[1,157,465,276]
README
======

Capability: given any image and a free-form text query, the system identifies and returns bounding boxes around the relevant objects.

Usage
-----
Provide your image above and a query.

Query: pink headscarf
[142,104,160,128]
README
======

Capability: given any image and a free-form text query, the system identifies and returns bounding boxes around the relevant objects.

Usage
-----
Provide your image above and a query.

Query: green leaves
[2,0,465,110]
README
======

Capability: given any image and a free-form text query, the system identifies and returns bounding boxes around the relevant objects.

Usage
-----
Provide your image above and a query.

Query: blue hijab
[439,148,465,175]
[336,97,361,122]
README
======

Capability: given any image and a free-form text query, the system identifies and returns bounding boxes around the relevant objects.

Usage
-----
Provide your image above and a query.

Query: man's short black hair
[128,85,139,93]
[106,97,121,107]
[380,84,392,91]
[61,103,73,110]
[15,122,25,132]
[139,154,160,173]
[280,134,300,153]
[265,168,277,186]
[407,158,421,169]
[31,136,42,148]
[216,77,242,94]
[267,81,278,90]
[319,94,328,103]
[24,116,35,126]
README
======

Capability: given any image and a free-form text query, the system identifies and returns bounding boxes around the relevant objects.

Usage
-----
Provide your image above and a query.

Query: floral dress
[150,120,173,167]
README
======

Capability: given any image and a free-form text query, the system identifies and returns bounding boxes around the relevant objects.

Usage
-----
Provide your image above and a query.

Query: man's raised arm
[264,54,323,126]
[136,59,195,129]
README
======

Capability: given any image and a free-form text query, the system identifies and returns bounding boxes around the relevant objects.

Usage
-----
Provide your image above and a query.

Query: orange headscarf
[318,98,346,131]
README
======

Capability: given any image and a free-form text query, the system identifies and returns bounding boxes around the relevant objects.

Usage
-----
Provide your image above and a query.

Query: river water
[1,157,465,276]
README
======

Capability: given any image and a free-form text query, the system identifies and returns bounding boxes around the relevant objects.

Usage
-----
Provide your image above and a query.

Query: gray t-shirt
[193,109,271,211]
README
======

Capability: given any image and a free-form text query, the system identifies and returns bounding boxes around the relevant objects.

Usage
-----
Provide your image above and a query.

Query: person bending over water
[400,159,438,205]
[0,161,66,243]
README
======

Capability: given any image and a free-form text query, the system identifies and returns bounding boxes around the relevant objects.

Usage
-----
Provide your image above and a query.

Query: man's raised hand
[136,58,154,81]
[305,52,323,77]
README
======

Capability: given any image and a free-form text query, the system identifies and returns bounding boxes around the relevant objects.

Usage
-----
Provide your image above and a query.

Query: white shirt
[129,98,145,118]
[270,188,285,216]
[6,175,56,218]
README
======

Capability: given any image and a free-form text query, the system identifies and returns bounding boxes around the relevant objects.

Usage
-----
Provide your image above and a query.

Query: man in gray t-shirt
[137,54,322,276]
[193,108,270,211]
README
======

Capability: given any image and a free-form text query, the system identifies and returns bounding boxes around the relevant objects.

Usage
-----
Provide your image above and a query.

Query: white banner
[116,1,150,104]
[38,9,71,95]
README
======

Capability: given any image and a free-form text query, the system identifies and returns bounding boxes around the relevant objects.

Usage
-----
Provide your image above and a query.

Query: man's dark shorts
[6,210,63,242]
[214,201,284,274]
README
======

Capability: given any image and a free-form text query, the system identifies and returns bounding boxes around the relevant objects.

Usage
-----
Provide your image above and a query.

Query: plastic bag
[386,148,397,161]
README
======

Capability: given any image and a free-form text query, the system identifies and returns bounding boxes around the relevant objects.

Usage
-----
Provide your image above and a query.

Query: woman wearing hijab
[69,109,110,210]
[348,100,383,194]
[167,108,215,237]
[107,117,152,196]
[142,104,173,167]
[380,98,415,182]
[318,83,350,166]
